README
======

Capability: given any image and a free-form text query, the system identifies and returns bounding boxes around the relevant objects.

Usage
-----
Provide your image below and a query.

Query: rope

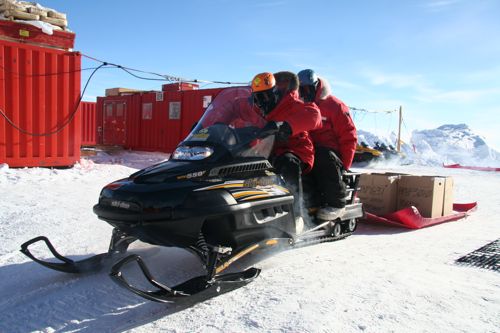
[349,106,398,114]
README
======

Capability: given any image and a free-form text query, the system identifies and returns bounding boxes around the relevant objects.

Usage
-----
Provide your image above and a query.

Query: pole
[397,105,402,152]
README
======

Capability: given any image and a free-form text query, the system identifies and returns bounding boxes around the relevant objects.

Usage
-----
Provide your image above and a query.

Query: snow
[15,19,56,35]
[358,124,500,167]
[1,150,499,333]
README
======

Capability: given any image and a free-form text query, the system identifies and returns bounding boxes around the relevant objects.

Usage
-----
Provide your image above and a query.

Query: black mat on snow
[455,239,499,272]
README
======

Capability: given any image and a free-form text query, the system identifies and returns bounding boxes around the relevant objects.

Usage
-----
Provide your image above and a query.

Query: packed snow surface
[0,150,499,333]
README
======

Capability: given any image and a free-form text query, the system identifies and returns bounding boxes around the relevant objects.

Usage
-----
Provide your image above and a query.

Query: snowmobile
[20,87,364,303]
[353,142,383,163]
[373,141,403,160]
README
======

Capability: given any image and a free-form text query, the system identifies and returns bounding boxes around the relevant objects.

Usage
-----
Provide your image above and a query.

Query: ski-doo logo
[111,200,131,209]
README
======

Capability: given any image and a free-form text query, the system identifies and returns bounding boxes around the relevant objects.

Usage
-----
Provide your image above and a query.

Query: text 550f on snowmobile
[20,86,364,302]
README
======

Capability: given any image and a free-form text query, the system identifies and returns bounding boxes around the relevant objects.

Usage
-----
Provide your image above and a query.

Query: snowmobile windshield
[173,87,274,160]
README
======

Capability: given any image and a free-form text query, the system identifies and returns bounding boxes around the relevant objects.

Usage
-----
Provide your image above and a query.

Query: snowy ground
[0,151,499,333]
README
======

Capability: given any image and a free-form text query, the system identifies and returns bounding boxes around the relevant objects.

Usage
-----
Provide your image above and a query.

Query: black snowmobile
[20,87,364,302]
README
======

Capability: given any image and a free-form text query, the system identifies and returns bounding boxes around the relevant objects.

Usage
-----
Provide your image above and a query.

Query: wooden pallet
[0,0,67,28]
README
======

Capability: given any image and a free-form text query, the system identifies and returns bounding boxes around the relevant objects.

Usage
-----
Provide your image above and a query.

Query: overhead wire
[0,63,115,77]
[349,106,398,114]
[80,52,248,85]
[350,106,402,148]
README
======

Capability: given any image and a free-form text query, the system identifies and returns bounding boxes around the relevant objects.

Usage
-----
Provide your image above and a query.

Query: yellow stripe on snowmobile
[266,239,278,246]
[215,244,260,274]
[240,194,271,201]
[274,185,290,193]
[196,183,244,191]
[232,190,266,198]
[207,183,243,190]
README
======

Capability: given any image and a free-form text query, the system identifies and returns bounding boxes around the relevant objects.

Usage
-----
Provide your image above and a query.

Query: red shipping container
[140,90,184,152]
[80,101,97,146]
[96,87,225,153]
[133,88,224,152]
[136,91,170,152]
[0,20,75,50]
[180,88,223,139]
[0,38,81,168]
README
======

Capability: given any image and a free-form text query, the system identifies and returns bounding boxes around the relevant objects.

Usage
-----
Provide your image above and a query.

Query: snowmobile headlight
[172,146,214,160]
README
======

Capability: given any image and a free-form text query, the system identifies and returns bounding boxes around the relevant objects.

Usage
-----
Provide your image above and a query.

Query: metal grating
[209,161,271,177]
[455,239,499,272]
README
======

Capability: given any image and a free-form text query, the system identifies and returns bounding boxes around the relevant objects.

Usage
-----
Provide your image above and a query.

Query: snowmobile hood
[130,160,200,184]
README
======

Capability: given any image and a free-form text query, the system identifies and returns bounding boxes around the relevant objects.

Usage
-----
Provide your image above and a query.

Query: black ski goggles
[252,88,279,115]
[299,84,317,103]
[253,88,275,106]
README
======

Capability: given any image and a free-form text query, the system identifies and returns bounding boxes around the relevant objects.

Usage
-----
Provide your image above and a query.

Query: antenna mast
[397,105,402,152]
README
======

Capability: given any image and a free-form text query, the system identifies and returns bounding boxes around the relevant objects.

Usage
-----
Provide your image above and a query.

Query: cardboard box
[442,177,454,216]
[358,173,454,218]
[357,173,400,215]
[397,175,454,218]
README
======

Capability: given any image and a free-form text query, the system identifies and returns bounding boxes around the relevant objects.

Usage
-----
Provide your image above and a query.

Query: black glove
[259,121,292,142]
[276,121,292,142]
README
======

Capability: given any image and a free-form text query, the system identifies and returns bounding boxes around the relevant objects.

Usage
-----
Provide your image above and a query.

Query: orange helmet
[251,72,276,92]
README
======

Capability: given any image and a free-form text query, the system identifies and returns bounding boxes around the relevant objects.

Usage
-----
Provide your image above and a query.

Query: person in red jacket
[298,69,357,221]
[251,71,321,226]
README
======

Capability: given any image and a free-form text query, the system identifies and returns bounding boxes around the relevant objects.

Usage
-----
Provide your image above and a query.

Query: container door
[103,101,127,145]
[114,102,127,145]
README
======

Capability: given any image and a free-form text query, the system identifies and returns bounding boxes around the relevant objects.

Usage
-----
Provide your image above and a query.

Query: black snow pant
[303,146,346,209]
[272,153,305,218]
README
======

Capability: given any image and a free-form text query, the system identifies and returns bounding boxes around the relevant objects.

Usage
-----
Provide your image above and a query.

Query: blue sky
[43,0,500,149]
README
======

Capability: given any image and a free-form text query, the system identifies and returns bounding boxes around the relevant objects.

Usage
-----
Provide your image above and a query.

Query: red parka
[265,90,322,172]
[309,79,357,169]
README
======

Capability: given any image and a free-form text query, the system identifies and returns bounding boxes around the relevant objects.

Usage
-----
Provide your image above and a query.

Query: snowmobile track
[294,231,353,249]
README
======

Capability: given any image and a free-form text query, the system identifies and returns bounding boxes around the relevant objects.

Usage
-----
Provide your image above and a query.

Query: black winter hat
[273,71,299,92]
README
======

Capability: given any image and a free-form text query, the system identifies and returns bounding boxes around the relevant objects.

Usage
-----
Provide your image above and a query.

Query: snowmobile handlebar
[256,122,280,139]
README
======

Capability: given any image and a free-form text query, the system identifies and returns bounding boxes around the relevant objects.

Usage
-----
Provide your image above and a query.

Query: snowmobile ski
[109,241,269,303]
[20,229,136,274]
[110,254,260,303]
[20,236,110,274]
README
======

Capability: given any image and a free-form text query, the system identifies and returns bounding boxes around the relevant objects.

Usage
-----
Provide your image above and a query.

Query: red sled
[443,164,500,172]
[361,202,477,229]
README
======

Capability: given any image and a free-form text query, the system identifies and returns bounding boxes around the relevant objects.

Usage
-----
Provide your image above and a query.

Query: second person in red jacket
[298,69,358,221]
[251,71,321,228]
